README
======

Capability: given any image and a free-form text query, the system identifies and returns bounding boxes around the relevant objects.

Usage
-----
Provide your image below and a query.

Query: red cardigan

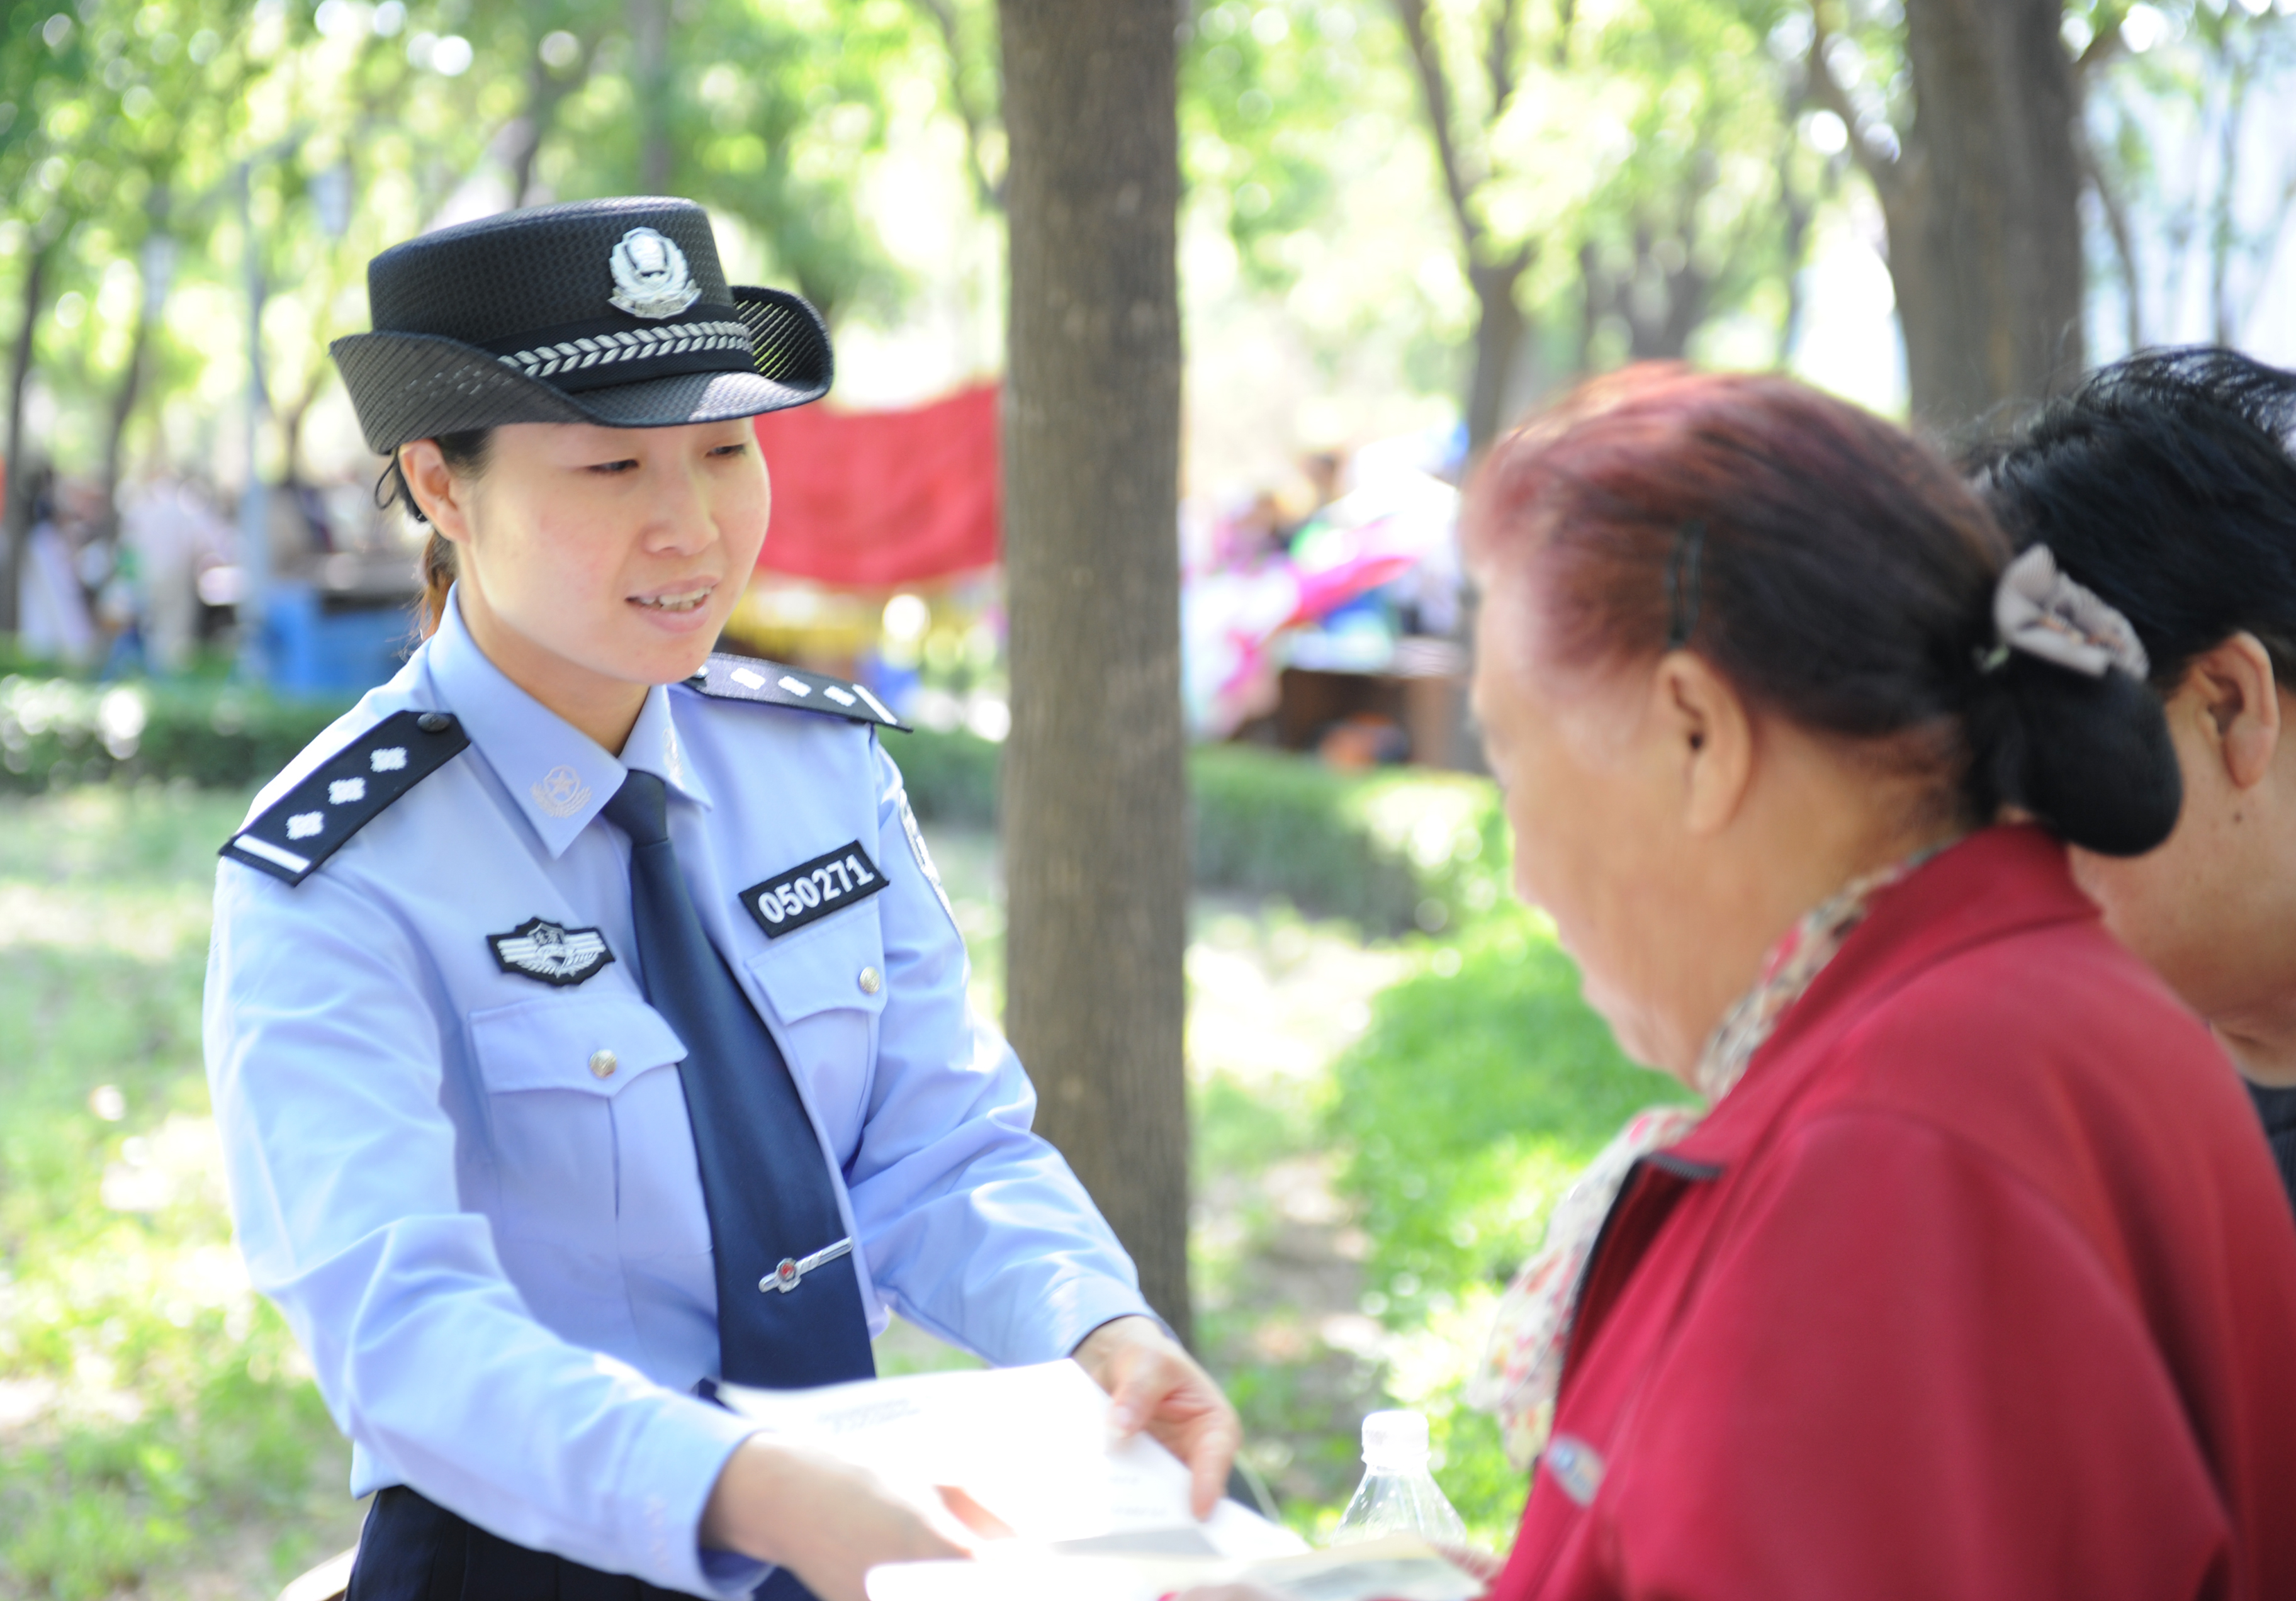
[1489,827,2296,1601]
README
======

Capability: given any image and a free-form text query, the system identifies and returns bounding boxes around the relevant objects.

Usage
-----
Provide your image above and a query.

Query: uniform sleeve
[203,862,767,1598]
[838,738,1155,1362]
[1602,1111,2231,1601]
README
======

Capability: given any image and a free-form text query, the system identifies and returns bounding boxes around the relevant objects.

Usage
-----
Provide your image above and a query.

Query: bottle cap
[1360,1408,1430,1468]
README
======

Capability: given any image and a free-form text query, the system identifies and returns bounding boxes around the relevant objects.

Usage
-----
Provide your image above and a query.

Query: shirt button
[417,712,452,734]
[588,1049,617,1079]
[857,967,882,996]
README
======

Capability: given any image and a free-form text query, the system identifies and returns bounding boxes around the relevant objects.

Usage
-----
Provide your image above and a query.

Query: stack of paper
[719,1361,1486,1600]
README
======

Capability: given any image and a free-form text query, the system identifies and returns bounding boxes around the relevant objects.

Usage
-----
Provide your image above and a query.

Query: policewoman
[202,198,1238,1601]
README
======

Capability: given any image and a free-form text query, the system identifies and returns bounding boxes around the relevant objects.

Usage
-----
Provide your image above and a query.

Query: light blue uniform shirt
[203,595,1152,1597]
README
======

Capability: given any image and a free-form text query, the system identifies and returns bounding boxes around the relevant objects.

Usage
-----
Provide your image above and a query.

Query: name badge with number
[740,841,887,938]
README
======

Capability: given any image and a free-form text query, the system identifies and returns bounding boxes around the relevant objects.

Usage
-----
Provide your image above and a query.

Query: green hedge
[0,678,356,794]
[2,677,1500,933]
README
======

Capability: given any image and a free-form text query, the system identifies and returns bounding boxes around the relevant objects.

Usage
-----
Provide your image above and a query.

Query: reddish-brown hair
[1463,364,2182,855]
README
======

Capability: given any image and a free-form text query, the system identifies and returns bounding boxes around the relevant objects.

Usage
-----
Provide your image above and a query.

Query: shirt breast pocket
[745,901,889,1147]
[467,993,694,1252]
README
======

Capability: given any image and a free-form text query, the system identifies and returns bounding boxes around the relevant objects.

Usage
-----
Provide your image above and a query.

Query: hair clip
[1985,545,2149,680]
[1664,520,1706,651]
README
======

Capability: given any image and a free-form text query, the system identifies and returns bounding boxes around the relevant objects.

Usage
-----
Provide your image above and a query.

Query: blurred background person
[118,472,231,675]
[1969,347,2296,1211]
[16,463,97,667]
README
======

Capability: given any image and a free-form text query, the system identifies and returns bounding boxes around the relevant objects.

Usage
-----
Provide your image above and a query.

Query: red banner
[750,381,1001,588]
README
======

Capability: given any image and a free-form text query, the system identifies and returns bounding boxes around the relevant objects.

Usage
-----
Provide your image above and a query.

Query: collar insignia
[488,916,615,987]
[531,764,593,818]
[609,227,701,319]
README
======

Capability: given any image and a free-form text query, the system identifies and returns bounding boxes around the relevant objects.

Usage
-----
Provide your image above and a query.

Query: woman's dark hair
[1463,364,2181,857]
[1963,346,2296,694]
[378,428,492,639]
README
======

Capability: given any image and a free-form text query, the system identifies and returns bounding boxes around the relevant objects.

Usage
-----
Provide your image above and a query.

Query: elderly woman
[1188,368,2296,1601]
[1967,349,2296,1212]
[1457,367,2296,1599]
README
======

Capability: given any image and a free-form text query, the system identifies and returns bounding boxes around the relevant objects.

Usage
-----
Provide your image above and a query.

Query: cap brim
[332,284,832,453]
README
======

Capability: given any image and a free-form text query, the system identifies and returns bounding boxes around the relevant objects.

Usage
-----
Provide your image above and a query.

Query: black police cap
[329,196,831,454]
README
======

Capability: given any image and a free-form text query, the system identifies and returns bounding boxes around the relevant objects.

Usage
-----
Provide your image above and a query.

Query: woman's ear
[400,440,475,546]
[2185,632,2282,790]
[1654,651,1753,836]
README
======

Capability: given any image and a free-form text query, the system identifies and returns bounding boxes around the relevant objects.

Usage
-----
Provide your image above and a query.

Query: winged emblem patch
[488,917,615,987]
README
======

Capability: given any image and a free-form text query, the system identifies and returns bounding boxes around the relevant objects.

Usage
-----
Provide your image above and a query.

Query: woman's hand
[701,1434,973,1601]
[1071,1315,1243,1519]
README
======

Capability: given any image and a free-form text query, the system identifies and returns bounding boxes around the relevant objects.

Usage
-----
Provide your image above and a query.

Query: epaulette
[220,709,470,887]
[685,653,911,732]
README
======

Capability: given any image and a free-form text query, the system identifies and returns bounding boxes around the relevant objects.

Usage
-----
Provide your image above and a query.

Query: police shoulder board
[220,709,470,887]
[685,653,911,732]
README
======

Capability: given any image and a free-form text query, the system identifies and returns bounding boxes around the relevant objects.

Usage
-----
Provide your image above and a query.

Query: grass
[0,785,364,1600]
[0,768,1660,1586]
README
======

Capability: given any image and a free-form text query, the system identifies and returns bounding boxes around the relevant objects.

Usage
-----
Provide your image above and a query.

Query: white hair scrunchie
[1985,544,2151,681]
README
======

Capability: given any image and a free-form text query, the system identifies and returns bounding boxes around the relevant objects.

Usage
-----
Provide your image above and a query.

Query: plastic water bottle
[1331,1410,1467,1544]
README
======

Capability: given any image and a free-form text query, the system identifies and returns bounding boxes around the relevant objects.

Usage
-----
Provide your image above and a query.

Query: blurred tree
[999,0,1193,1341]
[1391,0,1537,452]
[2081,0,2296,354]
[1567,0,1804,370]
[1804,0,2087,425]
[1388,0,1812,446]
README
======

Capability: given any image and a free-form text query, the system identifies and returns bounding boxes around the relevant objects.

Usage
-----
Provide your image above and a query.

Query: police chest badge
[489,917,615,986]
[608,227,700,319]
[740,841,887,939]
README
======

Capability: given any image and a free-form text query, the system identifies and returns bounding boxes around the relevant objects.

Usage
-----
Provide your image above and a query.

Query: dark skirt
[347,1485,818,1601]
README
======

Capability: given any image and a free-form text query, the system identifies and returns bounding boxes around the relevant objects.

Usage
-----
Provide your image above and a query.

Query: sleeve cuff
[1011,1275,1161,1367]
[616,1392,770,1598]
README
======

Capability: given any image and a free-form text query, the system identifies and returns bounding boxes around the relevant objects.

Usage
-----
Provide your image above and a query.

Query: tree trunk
[1,246,50,636]
[1465,257,1529,454]
[1890,0,2084,429]
[98,279,158,551]
[629,0,672,194]
[997,0,1190,1343]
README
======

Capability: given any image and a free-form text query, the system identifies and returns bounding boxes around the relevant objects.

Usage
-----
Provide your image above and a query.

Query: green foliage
[1330,912,1687,1320]
[0,674,354,793]
[0,785,357,1598]
[1181,1,1395,291]
[886,722,1001,828]
[1320,910,1689,1534]
[1188,743,1507,934]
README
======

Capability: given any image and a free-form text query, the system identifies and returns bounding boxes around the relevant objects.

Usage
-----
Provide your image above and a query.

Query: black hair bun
[1964,656,2182,857]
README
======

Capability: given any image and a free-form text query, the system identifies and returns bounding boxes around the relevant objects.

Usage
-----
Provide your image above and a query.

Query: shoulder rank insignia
[685,653,911,732]
[488,916,614,986]
[220,709,470,887]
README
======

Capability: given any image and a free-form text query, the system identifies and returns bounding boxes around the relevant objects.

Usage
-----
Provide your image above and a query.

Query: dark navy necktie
[602,770,876,1390]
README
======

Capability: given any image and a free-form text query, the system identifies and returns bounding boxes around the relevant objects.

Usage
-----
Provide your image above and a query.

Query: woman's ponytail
[374,429,492,640]
[417,529,458,641]
[1962,656,2181,857]
[1959,545,2183,857]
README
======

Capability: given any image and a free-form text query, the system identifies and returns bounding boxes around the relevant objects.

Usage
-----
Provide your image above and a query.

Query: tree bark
[1465,255,1531,452]
[97,287,155,551]
[629,0,672,194]
[1892,0,2085,427]
[996,0,1191,1341]
[1,245,50,636]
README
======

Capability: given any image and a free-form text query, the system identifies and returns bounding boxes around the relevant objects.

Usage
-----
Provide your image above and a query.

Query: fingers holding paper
[702,1434,976,1601]
[1071,1315,1244,1520]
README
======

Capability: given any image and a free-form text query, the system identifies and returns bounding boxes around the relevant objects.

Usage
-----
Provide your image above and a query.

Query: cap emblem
[609,227,701,319]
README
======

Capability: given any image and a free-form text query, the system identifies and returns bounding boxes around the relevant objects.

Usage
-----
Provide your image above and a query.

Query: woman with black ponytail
[1971,347,2296,1216]
[1207,366,2296,1600]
